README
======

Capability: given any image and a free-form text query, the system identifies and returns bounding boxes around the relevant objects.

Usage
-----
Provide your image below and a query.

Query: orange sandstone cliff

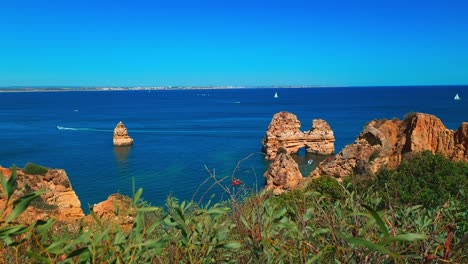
[0,166,133,227]
[0,167,84,223]
[264,147,306,195]
[311,113,468,179]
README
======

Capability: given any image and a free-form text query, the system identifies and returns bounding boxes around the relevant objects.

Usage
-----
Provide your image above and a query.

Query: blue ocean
[0,87,466,210]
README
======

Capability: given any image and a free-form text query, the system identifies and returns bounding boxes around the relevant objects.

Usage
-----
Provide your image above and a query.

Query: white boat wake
[57,126,78,131]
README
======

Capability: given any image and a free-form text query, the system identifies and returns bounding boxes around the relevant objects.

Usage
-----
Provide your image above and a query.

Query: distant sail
[454,93,461,100]
[274,92,278,98]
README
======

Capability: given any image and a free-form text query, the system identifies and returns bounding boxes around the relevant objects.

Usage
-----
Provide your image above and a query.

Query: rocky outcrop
[264,147,306,195]
[0,164,138,228]
[0,166,84,223]
[262,112,335,160]
[311,113,468,179]
[113,121,134,146]
[0,165,11,177]
[90,194,135,230]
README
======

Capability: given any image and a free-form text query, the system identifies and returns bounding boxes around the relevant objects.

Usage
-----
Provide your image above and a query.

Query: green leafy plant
[372,151,468,208]
[1,154,467,263]
[23,162,49,175]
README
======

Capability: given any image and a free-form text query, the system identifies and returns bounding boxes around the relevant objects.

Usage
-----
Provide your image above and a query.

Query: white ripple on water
[56,126,263,134]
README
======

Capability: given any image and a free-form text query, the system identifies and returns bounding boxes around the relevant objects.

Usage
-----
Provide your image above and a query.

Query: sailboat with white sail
[274,92,278,98]
[454,93,461,100]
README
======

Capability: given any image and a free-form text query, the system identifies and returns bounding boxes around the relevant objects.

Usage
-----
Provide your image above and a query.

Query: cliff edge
[311,113,468,179]
[0,166,84,224]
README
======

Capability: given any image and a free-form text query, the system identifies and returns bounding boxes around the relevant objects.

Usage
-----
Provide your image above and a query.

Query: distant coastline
[0,85,466,93]
[0,85,324,93]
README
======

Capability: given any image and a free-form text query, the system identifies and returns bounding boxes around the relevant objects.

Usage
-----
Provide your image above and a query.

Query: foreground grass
[1,152,467,263]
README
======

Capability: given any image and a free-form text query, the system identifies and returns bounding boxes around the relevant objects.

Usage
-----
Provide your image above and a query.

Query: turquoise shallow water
[0,87,466,209]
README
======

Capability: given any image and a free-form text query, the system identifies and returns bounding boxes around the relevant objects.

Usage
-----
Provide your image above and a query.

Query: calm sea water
[0,87,466,209]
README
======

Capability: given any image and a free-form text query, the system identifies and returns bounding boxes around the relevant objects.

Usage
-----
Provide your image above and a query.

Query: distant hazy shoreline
[0,86,325,93]
[0,85,465,93]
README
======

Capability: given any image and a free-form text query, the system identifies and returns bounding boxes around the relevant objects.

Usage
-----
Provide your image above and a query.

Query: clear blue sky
[1,0,467,87]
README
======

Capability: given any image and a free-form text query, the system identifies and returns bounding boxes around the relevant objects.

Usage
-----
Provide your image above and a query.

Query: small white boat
[454,93,461,100]
[274,92,278,98]
[307,159,314,165]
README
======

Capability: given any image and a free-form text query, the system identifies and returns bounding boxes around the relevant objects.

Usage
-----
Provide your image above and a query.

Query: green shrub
[371,151,468,208]
[308,176,345,200]
[2,155,468,263]
[23,162,49,175]
[403,111,418,121]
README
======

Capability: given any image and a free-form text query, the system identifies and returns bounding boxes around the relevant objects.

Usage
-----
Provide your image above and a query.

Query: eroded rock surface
[264,147,306,195]
[0,165,137,228]
[311,113,468,179]
[113,121,134,146]
[0,166,84,224]
[90,194,135,230]
[262,112,335,160]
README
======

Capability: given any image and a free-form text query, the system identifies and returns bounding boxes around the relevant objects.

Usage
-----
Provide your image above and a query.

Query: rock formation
[0,165,11,177]
[0,164,137,227]
[113,121,134,146]
[0,166,84,224]
[264,147,306,195]
[262,112,335,160]
[91,194,135,230]
[311,113,468,179]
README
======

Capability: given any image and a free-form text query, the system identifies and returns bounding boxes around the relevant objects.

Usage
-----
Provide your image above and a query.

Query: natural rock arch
[262,111,335,160]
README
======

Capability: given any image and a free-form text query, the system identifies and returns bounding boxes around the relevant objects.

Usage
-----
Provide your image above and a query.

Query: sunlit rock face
[262,111,335,160]
[0,167,84,224]
[90,193,135,230]
[113,121,134,146]
[264,147,306,195]
[311,113,468,179]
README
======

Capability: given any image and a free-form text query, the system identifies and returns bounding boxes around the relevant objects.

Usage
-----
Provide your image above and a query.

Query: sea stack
[264,147,306,195]
[113,121,134,146]
[262,111,335,160]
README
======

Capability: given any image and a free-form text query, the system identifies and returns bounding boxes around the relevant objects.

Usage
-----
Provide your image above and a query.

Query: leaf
[303,208,314,222]
[207,207,230,215]
[273,207,287,220]
[382,233,427,244]
[0,169,8,198]
[132,239,167,249]
[306,245,335,264]
[221,241,241,249]
[146,218,165,234]
[35,218,56,234]
[7,188,46,223]
[361,204,389,238]
[337,231,398,258]
[215,227,229,241]
[133,188,143,206]
[6,165,17,199]
[163,216,178,227]
[46,235,71,253]
[61,234,86,252]
[66,247,90,259]
[1,165,17,203]
[134,211,145,234]
[175,206,186,223]
[136,206,160,212]
[26,250,50,263]
[0,225,28,237]
[239,215,252,230]
[89,209,102,227]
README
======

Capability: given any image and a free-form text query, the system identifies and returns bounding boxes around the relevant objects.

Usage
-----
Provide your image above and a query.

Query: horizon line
[1,84,467,90]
